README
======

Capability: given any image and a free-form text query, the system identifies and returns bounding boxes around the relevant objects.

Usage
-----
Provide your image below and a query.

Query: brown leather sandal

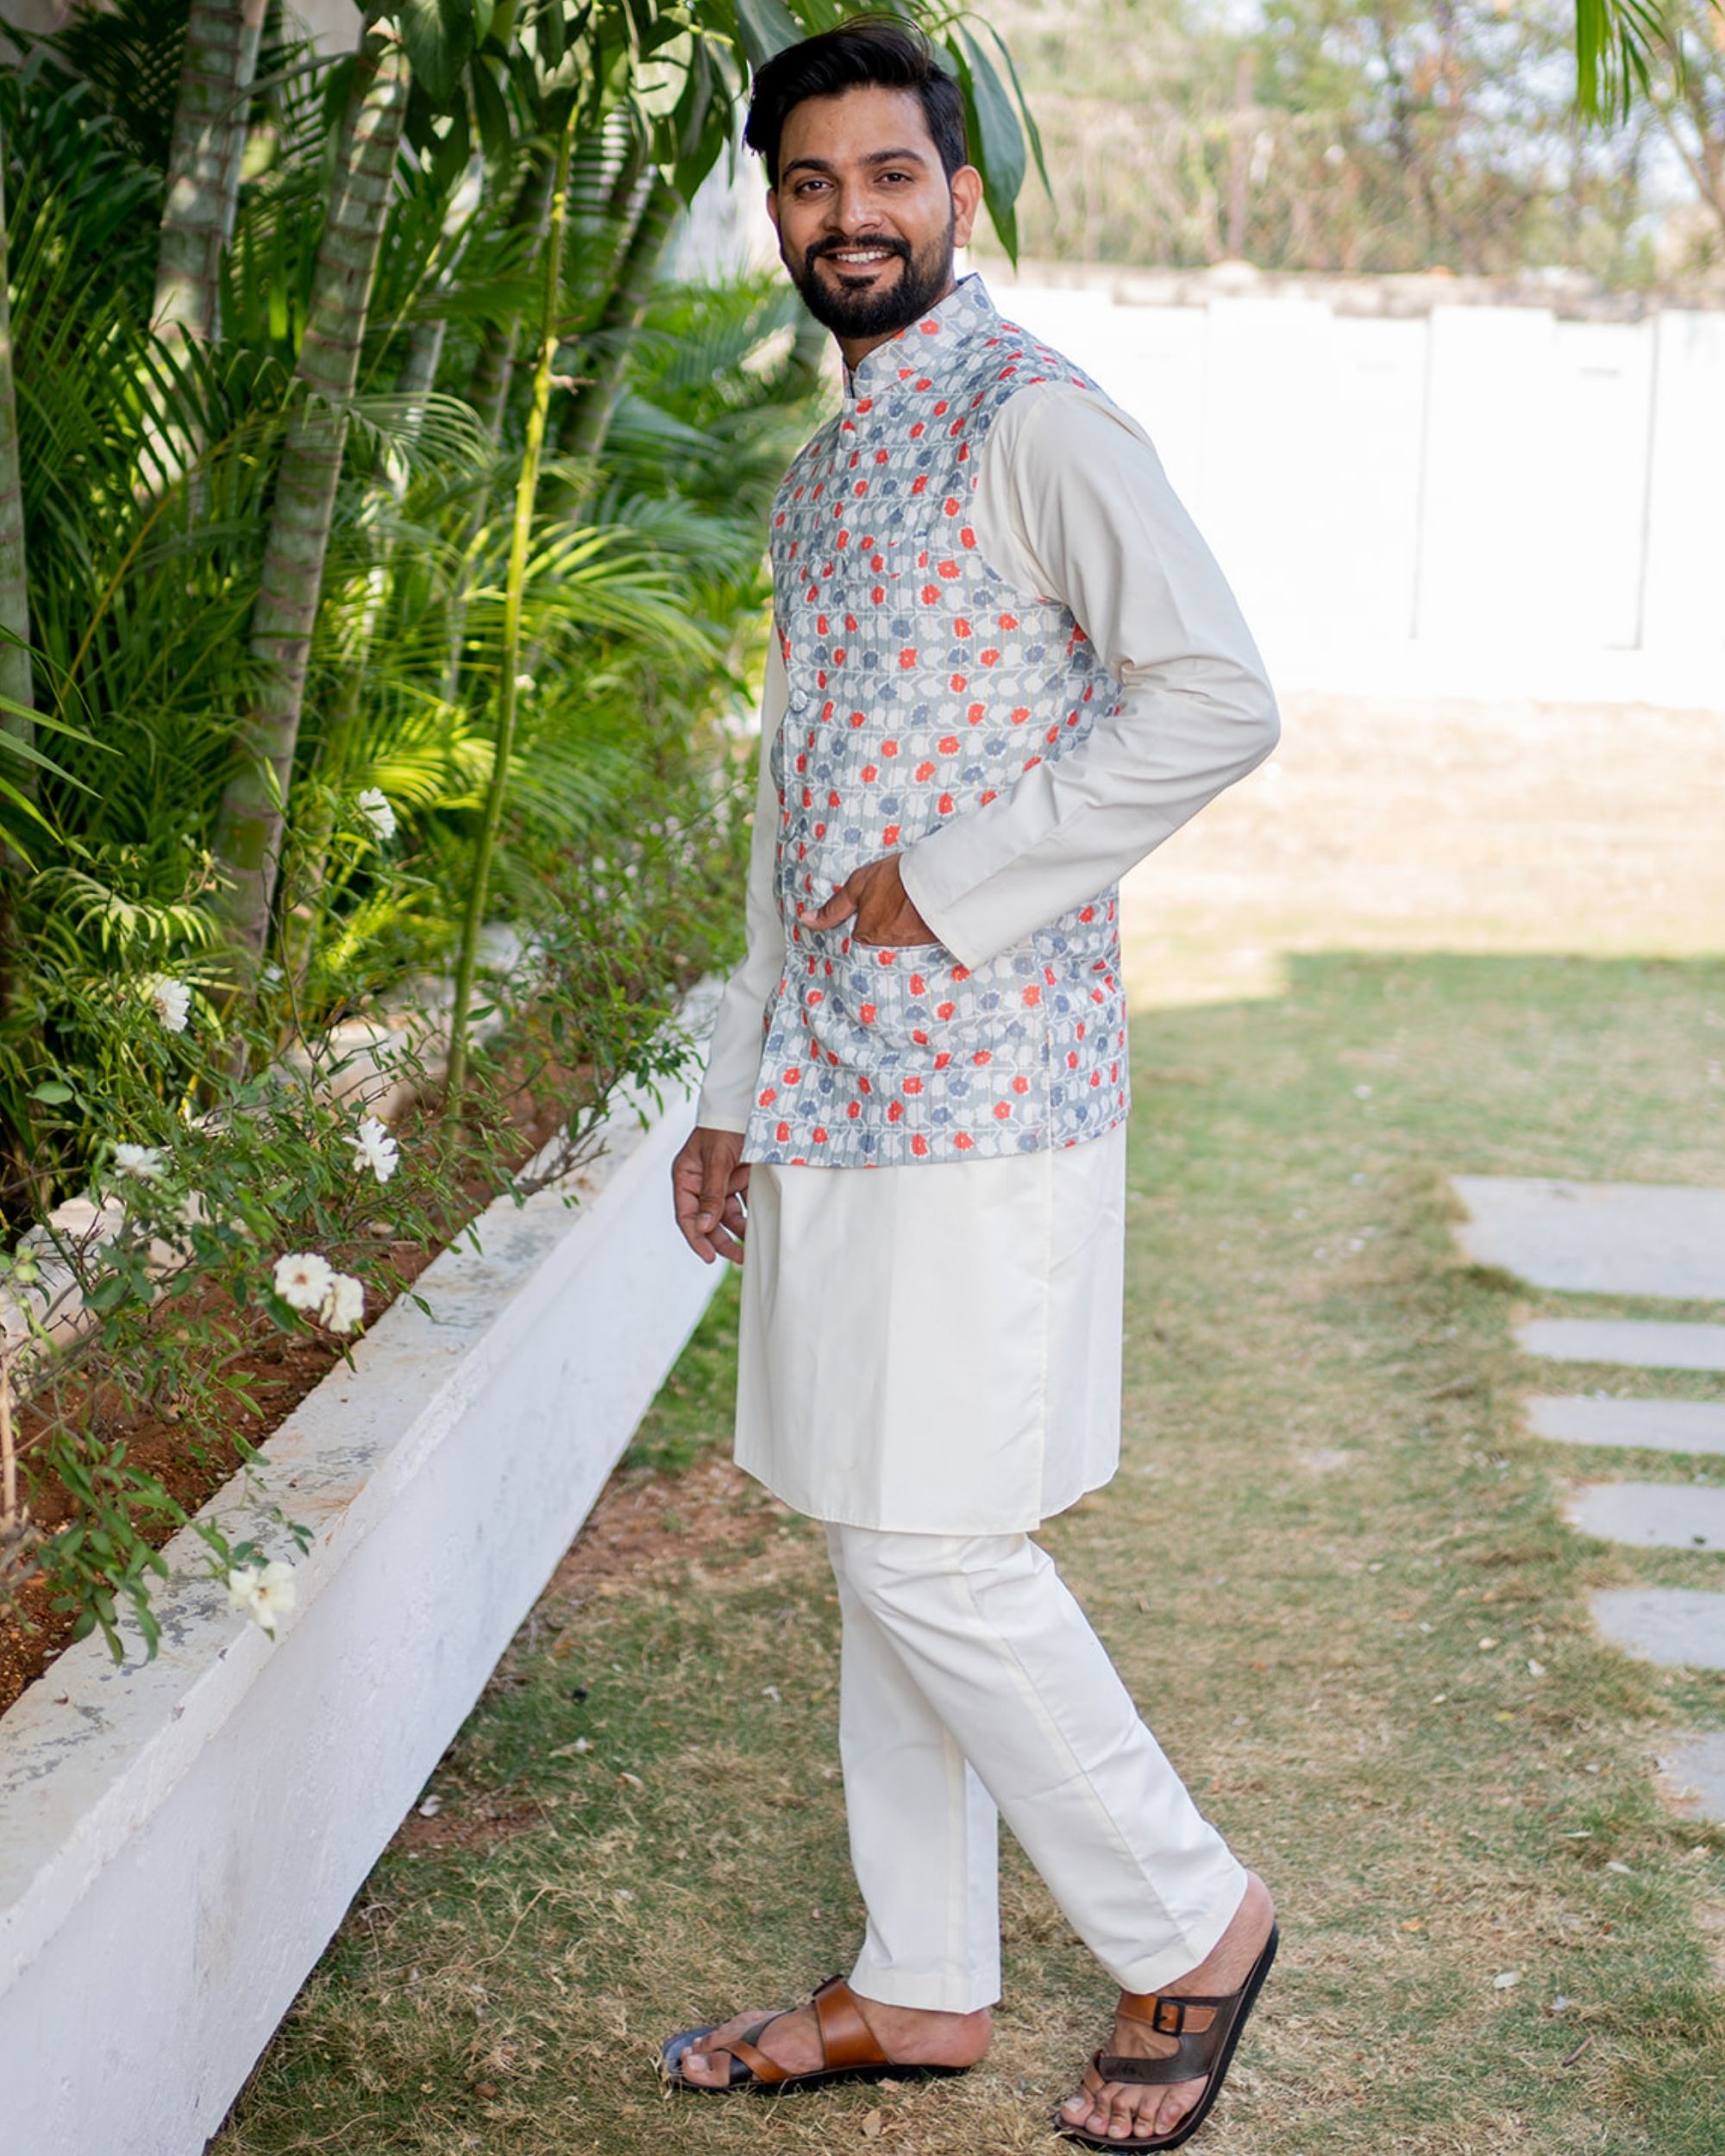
[662,1973,972,2095]
[1053,1922,1279,2151]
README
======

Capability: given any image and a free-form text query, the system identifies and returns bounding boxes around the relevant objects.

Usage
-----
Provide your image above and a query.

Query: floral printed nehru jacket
[743,275,1130,1169]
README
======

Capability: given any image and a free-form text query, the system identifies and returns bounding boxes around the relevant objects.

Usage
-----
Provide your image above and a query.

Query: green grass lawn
[214,937,1725,2156]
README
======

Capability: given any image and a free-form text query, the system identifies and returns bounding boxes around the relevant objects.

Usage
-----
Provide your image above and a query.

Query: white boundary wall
[0,1062,718,2156]
[989,267,1725,710]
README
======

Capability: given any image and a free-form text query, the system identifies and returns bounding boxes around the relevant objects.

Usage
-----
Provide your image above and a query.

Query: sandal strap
[1095,2030,1225,2084]
[1117,1992,1222,2031]
[812,1976,888,2071]
[1096,1989,1239,2086]
[724,2013,793,2087]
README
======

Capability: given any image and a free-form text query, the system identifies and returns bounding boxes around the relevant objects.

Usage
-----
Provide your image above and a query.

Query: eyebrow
[779,147,931,181]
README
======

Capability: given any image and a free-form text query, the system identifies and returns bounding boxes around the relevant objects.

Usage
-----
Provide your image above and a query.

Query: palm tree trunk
[0,132,32,747]
[0,127,40,1215]
[445,104,577,1107]
[210,12,411,974]
[279,305,448,1001]
[153,0,268,348]
[465,144,560,438]
[442,141,561,698]
[557,172,680,463]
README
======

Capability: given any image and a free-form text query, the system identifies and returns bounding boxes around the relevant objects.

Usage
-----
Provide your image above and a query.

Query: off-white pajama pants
[826,1522,1248,2013]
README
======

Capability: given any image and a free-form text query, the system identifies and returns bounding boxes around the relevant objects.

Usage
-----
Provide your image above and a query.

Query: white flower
[356,787,398,842]
[273,1250,334,1310]
[322,1271,364,1334]
[225,1558,298,1636]
[112,1144,165,1179]
[143,975,191,1033]
[350,1114,399,1184]
[514,673,536,693]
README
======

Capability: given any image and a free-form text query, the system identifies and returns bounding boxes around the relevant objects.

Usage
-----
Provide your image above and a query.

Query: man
[665,19,1279,2151]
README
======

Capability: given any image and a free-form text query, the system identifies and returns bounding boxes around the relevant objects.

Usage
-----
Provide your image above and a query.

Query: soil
[0,1051,606,1720]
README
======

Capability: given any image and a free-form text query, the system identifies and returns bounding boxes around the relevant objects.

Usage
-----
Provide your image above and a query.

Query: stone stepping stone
[1566,1481,1725,1551]
[1516,1319,1725,1372]
[1527,1396,1725,1455]
[1452,1176,1725,1299]
[1657,1732,1725,1822]
[1591,1588,1725,1670]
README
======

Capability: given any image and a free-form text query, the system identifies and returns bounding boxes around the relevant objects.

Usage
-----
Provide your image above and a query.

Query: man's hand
[804,854,938,947]
[672,1125,750,1265]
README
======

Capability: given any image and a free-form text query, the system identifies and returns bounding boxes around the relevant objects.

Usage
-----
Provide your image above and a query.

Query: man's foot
[673,1989,992,2089]
[1057,1872,1276,2145]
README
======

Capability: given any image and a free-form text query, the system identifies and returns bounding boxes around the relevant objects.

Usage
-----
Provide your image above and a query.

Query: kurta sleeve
[693,641,787,1133]
[895,384,1280,972]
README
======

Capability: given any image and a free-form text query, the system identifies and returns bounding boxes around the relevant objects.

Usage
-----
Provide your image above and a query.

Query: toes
[1105,2088,1143,2140]
[1151,2082,1197,2137]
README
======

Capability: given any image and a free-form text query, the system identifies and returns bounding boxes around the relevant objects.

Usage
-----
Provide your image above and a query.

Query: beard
[787,214,957,341]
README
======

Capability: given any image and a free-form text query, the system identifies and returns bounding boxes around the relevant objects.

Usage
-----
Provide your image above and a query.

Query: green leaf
[731,0,801,71]
[470,57,511,160]
[398,0,480,107]
[670,55,731,201]
[976,20,1049,197]
[28,1080,74,1103]
[430,96,473,189]
[951,26,1025,263]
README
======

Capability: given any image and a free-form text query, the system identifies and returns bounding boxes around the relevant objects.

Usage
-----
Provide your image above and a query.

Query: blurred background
[978,0,1725,707]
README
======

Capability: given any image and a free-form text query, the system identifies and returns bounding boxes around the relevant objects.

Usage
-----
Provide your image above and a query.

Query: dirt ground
[1123,693,1725,1009]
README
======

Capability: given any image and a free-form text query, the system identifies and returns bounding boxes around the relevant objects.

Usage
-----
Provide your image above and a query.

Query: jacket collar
[843,273,999,403]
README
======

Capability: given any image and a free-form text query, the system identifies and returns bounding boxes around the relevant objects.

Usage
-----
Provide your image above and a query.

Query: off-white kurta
[697,381,1276,1534]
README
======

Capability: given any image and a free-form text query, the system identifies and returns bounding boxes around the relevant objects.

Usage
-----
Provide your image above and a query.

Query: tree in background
[1647,0,1725,267]
[986,0,1685,283]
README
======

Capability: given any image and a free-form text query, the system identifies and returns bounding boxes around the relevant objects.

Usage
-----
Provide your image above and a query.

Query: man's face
[768,85,982,350]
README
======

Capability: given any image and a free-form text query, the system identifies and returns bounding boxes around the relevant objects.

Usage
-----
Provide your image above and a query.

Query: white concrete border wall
[989,268,1725,709]
[0,1062,718,2156]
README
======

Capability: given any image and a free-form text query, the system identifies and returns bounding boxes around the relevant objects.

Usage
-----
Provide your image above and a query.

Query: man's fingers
[806,881,859,931]
[671,1132,744,1263]
[697,1161,731,1231]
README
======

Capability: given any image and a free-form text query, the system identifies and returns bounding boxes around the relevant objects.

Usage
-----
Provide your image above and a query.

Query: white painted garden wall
[990,266,1725,711]
[0,1062,718,2156]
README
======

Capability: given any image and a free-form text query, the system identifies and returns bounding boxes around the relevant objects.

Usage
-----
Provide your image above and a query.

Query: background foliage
[0,0,1038,1658]
[988,0,1725,285]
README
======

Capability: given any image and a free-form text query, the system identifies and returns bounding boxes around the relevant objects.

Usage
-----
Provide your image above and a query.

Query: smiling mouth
[820,247,901,272]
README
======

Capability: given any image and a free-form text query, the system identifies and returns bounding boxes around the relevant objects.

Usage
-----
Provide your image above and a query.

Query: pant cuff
[847,1954,1001,2015]
[1101,1856,1252,1996]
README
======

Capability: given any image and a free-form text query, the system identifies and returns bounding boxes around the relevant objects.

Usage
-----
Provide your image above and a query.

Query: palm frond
[1573,0,1678,121]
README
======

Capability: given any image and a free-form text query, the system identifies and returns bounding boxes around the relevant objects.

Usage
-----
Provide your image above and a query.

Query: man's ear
[950,164,984,249]
[766,187,781,240]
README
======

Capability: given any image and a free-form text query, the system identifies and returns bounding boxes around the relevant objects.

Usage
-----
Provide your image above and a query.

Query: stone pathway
[1515,1318,1725,1371]
[1454,1175,1725,1299]
[1565,1482,1725,1551]
[1452,1175,1725,1821]
[1589,1590,1725,1671]
[1527,1396,1725,1455]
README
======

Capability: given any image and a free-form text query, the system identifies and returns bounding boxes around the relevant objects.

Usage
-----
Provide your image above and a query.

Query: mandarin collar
[842,273,1000,404]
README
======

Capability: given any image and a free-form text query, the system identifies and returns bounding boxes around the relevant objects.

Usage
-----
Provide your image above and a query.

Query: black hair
[743,16,968,191]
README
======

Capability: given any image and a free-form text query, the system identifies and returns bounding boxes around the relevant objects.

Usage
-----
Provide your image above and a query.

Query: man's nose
[824,181,887,235]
